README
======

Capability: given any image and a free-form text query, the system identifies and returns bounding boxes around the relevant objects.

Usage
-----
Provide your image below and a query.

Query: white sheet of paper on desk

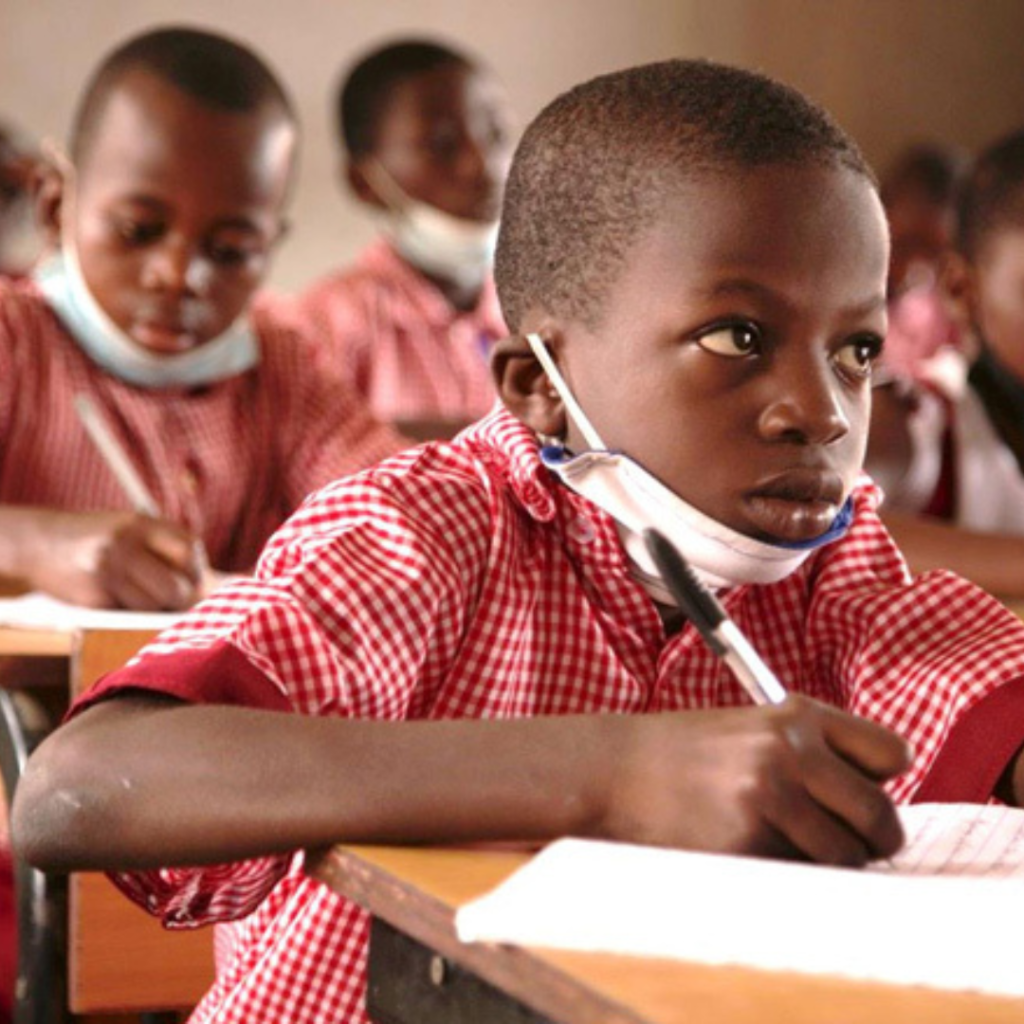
[456,804,1024,997]
[0,591,182,631]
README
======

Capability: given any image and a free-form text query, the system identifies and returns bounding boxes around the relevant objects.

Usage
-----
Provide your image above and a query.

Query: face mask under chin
[365,161,498,293]
[32,197,259,390]
[524,333,854,595]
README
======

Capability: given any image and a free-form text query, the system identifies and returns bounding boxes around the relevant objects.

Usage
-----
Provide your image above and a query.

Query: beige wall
[3,0,1024,293]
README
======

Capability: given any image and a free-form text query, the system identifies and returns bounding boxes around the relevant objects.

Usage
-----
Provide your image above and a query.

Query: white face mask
[525,333,853,595]
[33,169,259,390]
[365,162,498,294]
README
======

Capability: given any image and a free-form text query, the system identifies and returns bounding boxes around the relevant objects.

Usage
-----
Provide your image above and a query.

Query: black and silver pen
[643,528,788,706]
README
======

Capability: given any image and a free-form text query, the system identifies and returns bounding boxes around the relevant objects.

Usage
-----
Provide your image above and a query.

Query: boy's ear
[345,159,385,210]
[938,250,977,332]
[491,332,567,438]
[33,159,65,250]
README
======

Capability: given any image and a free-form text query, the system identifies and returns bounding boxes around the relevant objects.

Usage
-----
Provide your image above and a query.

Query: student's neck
[420,268,483,312]
[655,601,687,636]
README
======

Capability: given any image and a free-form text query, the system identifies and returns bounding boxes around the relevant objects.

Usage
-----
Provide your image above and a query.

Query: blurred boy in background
[0,26,403,612]
[294,38,514,439]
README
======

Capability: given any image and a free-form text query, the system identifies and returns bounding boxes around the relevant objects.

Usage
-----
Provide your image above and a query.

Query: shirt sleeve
[804,492,1024,803]
[68,454,490,926]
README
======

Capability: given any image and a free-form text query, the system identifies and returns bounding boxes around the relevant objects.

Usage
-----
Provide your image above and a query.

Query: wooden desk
[310,844,1024,1024]
[0,626,215,1017]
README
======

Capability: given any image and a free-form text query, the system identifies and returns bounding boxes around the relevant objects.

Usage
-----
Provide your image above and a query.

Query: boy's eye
[205,237,269,269]
[694,322,761,358]
[116,219,164,245]
[834,335,883,377]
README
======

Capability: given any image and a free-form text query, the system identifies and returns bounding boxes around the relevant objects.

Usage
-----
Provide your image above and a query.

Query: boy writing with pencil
[0,26,402,611]
[14,59,1024,1024]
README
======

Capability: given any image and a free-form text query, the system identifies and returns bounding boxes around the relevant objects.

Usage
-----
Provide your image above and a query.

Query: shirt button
[567,517,596,544]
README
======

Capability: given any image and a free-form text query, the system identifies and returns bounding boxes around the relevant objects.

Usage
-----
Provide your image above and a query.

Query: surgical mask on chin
[524,333,853,597]
[365,162,498,294]
[32,168,258,390]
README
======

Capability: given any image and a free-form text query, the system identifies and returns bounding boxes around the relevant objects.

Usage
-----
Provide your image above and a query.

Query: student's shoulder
[0,277,74,374]
[279,408,549,548]
[0,275,61,338]
[295,240,413,311]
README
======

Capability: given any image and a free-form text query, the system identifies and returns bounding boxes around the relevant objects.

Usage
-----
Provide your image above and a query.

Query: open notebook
[0,591,182,631]
[456,803,1024,997]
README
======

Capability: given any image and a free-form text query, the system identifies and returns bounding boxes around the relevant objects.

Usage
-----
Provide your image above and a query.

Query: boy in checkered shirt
[0,26,401,613]
[15,59,1024,1024]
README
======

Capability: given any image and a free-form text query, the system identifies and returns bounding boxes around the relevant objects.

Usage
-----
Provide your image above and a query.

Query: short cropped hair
[70,26,296,163]
[337,39,473,158]
[955,130,1024,261]
[495,58,873,331]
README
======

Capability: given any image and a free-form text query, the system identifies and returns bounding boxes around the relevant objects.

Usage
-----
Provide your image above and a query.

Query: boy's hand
[19,509,205,611]
[97,515,206,611]
[599,695,912,866]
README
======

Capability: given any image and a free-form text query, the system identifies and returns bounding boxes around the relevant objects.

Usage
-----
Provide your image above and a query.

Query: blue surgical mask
[525,333,853,595]
[33,167,259,390]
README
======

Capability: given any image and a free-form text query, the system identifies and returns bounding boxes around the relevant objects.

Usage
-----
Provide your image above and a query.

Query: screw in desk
[429,954,447,987]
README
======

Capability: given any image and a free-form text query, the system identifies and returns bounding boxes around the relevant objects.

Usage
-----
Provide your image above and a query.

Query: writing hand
[598,695,911,866]
[97,515,207,611]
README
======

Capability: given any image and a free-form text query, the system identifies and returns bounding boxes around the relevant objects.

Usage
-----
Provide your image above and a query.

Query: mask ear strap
[524,333,605,450]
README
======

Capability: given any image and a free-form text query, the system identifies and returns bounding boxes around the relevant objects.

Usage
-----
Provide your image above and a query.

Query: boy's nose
[757,360,850,445]
[141,237,209,295]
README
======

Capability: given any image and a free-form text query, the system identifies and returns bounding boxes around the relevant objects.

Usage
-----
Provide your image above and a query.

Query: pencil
[73,392,161,517]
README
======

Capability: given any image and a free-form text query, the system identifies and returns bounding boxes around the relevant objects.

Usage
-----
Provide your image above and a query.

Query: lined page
[455,804,1024,997]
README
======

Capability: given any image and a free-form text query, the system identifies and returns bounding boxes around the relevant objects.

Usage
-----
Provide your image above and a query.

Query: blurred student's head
[42,26,297,354]
[338,38,513,224]
[492,59,888,546]
[336,38,514,300]
[943,129,1024,381]
[881,142,965,297]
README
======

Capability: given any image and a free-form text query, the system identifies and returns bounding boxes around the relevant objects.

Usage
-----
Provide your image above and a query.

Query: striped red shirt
[0,279,405,571]
[76,406,1024,1024]
[292,240,506,424]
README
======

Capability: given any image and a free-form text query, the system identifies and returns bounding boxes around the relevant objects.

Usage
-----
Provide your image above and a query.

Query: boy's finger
[762,779,877,866]
[819,705,914,782]
[801,745,906,861]
[139,522,203,579]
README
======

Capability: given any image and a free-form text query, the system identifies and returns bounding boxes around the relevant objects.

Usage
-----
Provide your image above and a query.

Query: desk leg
[0,689,69,1024]
[367,917,554,1024]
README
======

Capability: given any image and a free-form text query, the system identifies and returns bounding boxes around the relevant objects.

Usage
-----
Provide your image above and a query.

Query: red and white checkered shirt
[0,278,404,571]
[77,406,1024,1024]
[292,239,506,424]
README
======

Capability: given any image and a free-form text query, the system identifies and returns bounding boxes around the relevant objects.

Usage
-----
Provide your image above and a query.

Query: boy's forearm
[12,696,614,873]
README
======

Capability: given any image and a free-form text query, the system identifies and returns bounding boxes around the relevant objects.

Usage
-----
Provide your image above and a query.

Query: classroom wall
[2,0,1024,294]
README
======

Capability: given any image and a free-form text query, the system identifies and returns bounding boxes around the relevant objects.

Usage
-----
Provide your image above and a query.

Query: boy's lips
[744,469,846,541]
[132,318,202,353]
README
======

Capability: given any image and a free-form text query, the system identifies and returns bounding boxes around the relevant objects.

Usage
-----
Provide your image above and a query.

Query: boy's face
[551,163,888,544]
[63,69,294,353]
[358,63,514,223]
[959,228,1024,382]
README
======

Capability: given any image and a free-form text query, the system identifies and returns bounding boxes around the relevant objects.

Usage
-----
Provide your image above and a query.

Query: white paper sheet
[0,591,182,632]
[456,804,1024,997]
